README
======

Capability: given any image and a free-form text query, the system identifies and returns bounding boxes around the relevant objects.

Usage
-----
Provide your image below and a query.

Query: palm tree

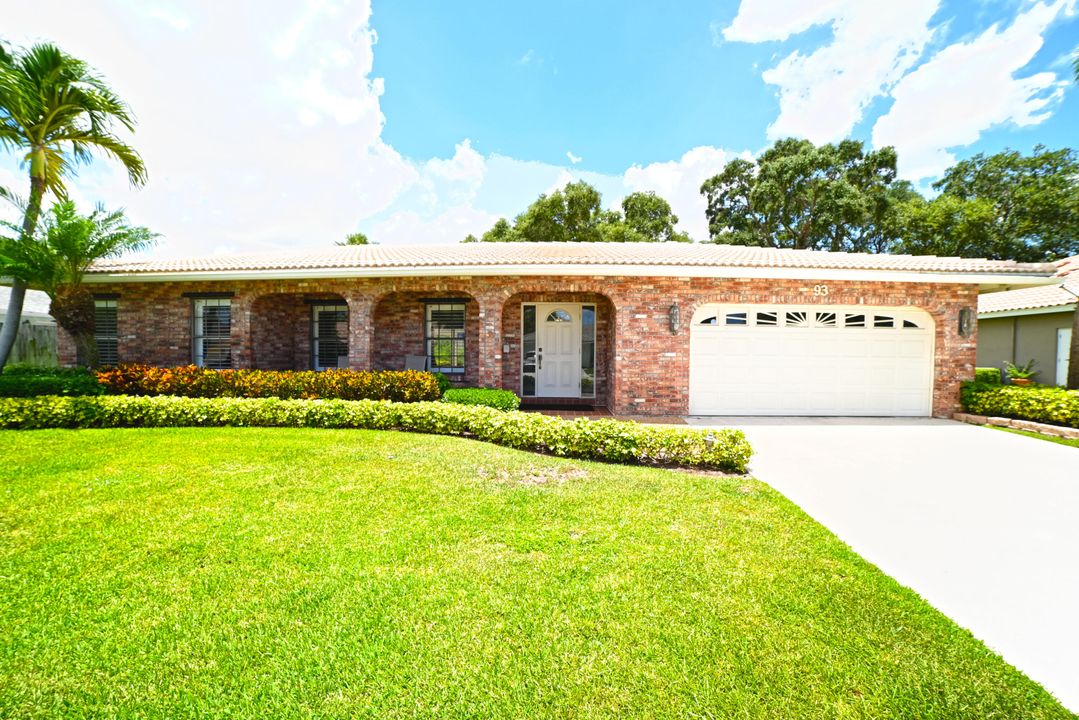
[0,201,155,366]
[0,42,146,371]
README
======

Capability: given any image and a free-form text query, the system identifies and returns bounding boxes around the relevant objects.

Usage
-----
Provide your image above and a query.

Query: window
[581,305,596,398]
[725,312,748,326]
[426,301,465,374]
[312,304,348,370]
[845,313,866,328]
[756,311,778,326]
[522,305,536,396]
[192,298,232,369]
[546,309,572,323]
[94,299,118,366]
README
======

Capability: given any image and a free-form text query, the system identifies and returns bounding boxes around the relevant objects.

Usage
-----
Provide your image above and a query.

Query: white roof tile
[89,242,1057,277]
[978,257,1079,314]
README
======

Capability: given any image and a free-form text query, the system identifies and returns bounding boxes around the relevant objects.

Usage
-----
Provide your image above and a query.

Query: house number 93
[812,284,829,297]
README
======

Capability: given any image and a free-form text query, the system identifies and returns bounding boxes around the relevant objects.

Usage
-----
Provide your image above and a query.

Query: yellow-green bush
[961,383,1079,428]
[0,395,753,473]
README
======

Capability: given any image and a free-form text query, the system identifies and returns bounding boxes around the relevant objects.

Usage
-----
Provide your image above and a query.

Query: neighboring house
[977,256,1078,386]
[66,243,1056,418]
[0,285,57,366]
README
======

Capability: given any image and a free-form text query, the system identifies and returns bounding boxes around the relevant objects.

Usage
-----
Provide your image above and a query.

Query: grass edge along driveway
[0,427,1071,719]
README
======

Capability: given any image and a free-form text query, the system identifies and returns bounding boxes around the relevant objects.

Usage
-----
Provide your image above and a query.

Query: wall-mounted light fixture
[669,303,681,334]
[958,307,974,337]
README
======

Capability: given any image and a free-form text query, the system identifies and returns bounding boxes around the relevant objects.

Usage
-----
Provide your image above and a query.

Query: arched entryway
[250,292,348,370]
[501,291,615,407]
[372,291,480,386]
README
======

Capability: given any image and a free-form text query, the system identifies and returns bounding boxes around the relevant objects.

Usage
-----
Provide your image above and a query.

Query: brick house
[70,243,1056,418]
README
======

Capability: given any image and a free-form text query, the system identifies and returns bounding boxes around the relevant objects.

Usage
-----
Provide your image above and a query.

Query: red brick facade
[66,275,979,417]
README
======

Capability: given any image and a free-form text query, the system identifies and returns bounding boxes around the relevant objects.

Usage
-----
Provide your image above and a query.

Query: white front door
[1058,328,1072,386]
[536,303,581,397]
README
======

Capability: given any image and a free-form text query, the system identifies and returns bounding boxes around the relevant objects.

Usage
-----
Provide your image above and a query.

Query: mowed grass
[0,428,1070,719]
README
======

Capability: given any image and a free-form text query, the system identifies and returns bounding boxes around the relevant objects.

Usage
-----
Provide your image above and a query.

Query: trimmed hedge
[0,367,104,398]
[94,365,441,403]
[0,396,753,473]
[961,383,1079,429]
[974,367,1002,385]
[443,387,521,411]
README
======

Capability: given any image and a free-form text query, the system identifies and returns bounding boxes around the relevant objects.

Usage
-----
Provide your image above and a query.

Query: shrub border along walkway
[0,395,752,473]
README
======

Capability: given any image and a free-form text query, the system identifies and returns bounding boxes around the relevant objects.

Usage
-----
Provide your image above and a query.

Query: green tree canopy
[0,200,156,366]
[905,146,1079,262]
[336,232,370,246]
[699,138,899,252]
[475,182,689,243]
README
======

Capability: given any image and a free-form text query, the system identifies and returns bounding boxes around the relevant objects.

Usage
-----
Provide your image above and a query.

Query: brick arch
[372,289,480,385]
[500,289,616,405]
[249,291,347,370]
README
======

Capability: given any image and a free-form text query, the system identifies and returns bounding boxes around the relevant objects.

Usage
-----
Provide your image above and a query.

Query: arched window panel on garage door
[695,306,929,330]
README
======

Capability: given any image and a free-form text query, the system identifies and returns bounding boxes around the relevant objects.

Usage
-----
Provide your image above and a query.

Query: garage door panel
[689,305,933,416]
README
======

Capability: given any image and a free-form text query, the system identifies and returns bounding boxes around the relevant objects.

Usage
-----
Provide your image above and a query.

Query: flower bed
[961,383,1079,429]
[0,395,753,473]
[94,364,441,403]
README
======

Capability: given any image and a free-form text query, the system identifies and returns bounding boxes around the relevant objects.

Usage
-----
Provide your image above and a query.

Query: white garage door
[689,305,934,416]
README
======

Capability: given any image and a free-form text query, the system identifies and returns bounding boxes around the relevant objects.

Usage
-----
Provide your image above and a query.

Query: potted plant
[1004,360,1037,386]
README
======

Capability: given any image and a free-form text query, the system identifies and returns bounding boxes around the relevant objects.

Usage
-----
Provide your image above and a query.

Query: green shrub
[432,372,454,395]
[0,367,104,397]
[443,387,521,411]
[974,367,1002,385]
[0,396,753,473]
[94,365,441,403]
[961,383,1079,428]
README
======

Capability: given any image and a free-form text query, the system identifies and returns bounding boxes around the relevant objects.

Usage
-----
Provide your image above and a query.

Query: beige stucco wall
[977,310,1074,384]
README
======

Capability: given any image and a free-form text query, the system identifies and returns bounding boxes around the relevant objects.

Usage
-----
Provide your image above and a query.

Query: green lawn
[991,425,1079,449]
[0,428,1070,719]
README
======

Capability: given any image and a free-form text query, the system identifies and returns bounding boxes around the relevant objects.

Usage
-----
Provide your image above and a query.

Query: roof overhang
[81,263,1060,287]
[978,303,1076,320]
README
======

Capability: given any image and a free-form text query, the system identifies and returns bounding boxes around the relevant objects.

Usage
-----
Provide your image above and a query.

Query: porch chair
[405,355,429,372]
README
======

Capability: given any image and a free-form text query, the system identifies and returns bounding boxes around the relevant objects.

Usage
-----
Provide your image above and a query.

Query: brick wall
[63,274,979,417]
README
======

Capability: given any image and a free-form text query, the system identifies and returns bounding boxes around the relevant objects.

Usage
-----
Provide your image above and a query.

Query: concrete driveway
[686,416,1079,712]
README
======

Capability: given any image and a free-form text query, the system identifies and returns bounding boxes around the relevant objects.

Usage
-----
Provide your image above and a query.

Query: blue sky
[2,0,1077,256]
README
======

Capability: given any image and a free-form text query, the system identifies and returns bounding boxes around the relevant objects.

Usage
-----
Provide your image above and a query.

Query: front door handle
[537,348,542,370]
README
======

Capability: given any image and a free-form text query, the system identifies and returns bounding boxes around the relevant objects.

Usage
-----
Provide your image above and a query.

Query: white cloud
[723,0,941,143]
[2,0,417,257]
[622,146,745,241]
[369,204,499,245]
[873,0,1074,179]
[566,151,582,165]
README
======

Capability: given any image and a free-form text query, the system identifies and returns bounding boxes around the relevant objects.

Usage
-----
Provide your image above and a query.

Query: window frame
[93,298,119,366]
[424,300,467,375]
[191,297,233,369]
[310,303,349,371]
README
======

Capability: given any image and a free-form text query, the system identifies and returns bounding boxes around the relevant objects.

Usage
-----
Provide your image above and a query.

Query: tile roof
[978,257,1079,314]
[88,242,1057,277]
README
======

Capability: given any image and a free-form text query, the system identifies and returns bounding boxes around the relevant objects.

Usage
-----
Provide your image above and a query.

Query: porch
[244,289,615,406]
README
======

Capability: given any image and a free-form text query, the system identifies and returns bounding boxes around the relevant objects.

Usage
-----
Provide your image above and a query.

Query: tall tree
[919,146,1079,262]
[699,138,900,252]
[620,191,690,242]
[0,201,155,366]
[0,42,146,371]
[477,183,689,243]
